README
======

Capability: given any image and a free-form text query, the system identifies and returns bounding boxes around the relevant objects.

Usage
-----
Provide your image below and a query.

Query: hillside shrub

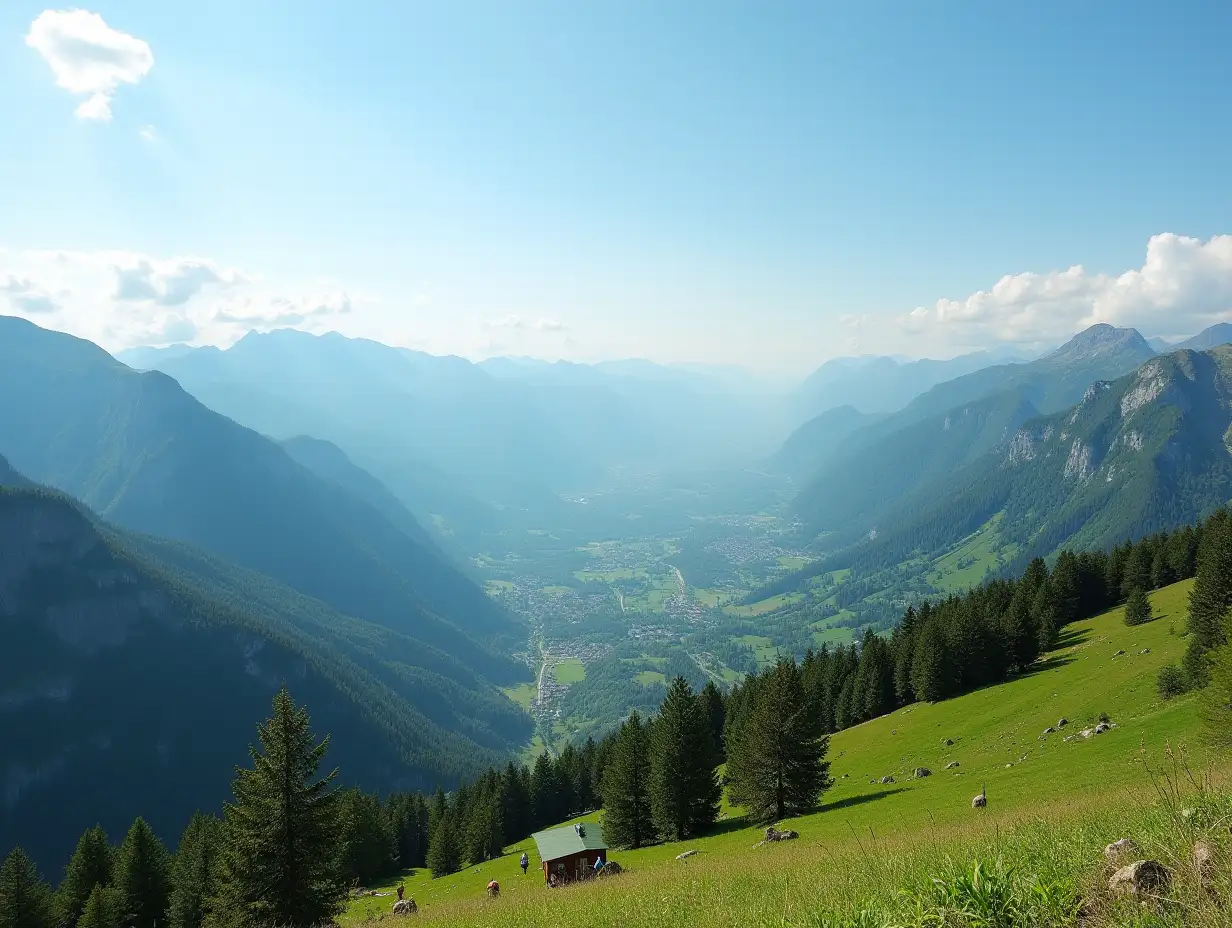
[1156,664,1188,700]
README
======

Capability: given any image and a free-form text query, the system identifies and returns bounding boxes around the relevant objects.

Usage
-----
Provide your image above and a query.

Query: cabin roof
[532,822,607,861]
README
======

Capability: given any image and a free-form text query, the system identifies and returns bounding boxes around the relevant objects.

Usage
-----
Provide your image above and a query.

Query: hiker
[396,885,404,901]
[520,852,529,875]
[487,880,500,898]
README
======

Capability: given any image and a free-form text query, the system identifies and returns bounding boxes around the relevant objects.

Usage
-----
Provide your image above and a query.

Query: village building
[531,822,607,885]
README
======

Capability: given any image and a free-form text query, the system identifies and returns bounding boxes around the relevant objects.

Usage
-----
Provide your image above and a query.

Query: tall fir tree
[1186,512,1232,685]
[695,681,727,763]
[57,826,112,928]
[648,678,721,841]
[168,815,221,928]
[1201,626,1232,750]
[425,817,461,878]
[725,660,833,824]
[337,790,395,886]
[0,848,53,928]
[1124,588,1152,627]
[211,687,346,928]
[599,713,654,849]
[73,888,118,928]
[112,819,170,928]
[529,754,559,832]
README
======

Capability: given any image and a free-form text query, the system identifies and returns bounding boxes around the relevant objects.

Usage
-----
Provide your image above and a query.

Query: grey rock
[945,761,960,769]
[392,899,418,915]
[972,793,987,808]
[1108,860,1170,897]
[914,767,932,778]
[1095,722,1111,734]
[1104,838,1138,859]
[1057,718,1068,727]
[880,775,895,784]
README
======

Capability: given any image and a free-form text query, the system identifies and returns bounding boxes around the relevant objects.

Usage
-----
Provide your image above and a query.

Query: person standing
[520,852,529,875]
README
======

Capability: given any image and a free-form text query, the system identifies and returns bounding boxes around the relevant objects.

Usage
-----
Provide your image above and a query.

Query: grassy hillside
[343,580,1219,925]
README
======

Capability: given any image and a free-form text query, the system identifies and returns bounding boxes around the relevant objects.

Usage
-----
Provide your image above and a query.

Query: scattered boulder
[946,761,960,769]
[881,775,895,784]
[972,792,987,809]
[1141,648,1151,655]
[392,899,418,916]
[756,827,800,847]
[1108,860,1170,898]
[1041,727,1056,736]
[1081,728,1096,739]
[1005,763,1013,768]
[914,767,932,778]
[596,861,623,878]
[676,850,699,861]
[1194,840,1216,888]
[1114,650,1126,657]
[1095,722,1111,735]
[1057,718,1068,728]
[1104,838,1138,859]
[942,738,954,746]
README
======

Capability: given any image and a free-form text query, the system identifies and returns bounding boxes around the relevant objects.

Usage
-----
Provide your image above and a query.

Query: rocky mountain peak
[1047,324,1153,363]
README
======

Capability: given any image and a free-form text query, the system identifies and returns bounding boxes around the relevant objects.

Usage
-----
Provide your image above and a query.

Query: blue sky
[2,1,1231,372]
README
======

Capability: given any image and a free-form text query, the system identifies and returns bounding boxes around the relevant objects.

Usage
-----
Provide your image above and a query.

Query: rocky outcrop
[1064,441,1095,481]
[1121,361,1168,418]
[392,899,418,915]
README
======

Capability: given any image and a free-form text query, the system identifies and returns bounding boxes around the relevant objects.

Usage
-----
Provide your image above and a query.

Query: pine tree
[1032,582,1059,653]
[338,790,395,885]
[0,848,53,928]
[599,713,653,849]
[425,817,461,878]
[909,621,946,702]
[57,826,112,928]
[73,888,118,928]
[725,659,833,824]
[168,814,221,928]
[498,764,531,847]
[695,681,727,762]
[1121,544,1153,600]
[892,607,917,704]
[1201,633,1232,750]
[211,687,346,928]
[1124,588,1152,627]
[529,754,559,831]
[648,678,721,841]
[1185,512,1232,685]
[113,818,170,928]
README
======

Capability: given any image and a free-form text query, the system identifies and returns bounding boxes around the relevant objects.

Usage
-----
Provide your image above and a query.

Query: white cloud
[139,125,157,141]
[898,233,1232,351]
[0,249,354,350]
[484,314,567,332]
[25,10,154,121]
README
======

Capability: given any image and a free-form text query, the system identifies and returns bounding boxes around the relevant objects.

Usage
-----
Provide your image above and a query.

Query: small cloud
[1,275,59,314]
[483,314,567,332]
[26,9,154,121]
[111,258,243,306]
[139,125,157,141]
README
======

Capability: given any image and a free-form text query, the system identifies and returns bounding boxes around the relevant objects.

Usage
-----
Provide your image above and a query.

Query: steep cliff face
[0,487,513,874]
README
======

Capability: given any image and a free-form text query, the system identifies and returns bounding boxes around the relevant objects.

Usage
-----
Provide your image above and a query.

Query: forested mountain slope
[834,347,1232,576]
[1174,322,1232,352]
[770,405,881,477]
[0,482,531,874]
[793,389,1040,538]
[0,317,525,683]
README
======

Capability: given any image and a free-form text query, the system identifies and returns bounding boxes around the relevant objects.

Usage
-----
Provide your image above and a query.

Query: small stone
[1114,650,1126,657]
[914,767,932,778]
[942,738,954,746]
[676,849,699,860]
[972,793,987,808]
[1104,838,1138,859]
[1042,727,1056,736]
[1005,763,1013,768]
[946,761,960,769]
[1108,860,1170,897]
[880,775,895,784]
[1194,840,1216,887]
[1140,648,1151,655]
[1057,718,1068,727]
[1081,728,1096,739]
[1095,722,1111,734]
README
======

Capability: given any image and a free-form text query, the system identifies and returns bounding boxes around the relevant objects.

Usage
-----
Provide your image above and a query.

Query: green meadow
[346,581,1227,927]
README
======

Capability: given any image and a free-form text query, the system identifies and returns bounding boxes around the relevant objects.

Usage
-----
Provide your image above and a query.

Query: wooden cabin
[531,822,607,885]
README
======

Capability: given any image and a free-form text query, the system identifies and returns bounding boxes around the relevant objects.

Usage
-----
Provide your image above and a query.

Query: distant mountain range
[0,317,537,868]
[119,331,796,537]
